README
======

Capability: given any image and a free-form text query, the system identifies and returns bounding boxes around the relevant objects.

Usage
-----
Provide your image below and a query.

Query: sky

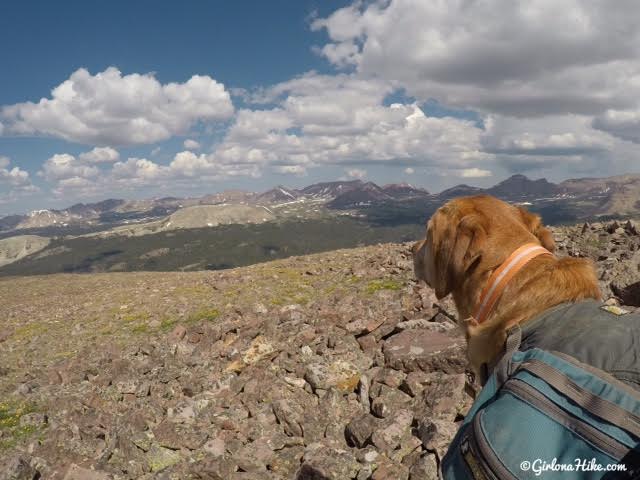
[1,0,640,215]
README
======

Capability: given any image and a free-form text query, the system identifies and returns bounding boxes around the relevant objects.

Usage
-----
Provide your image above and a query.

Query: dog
[412,194,602,379]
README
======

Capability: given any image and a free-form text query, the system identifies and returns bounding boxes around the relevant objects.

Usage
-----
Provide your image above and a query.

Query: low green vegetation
[187,308,220,323]
[365,279,403,294]
[160,318,178,332]
[0,400,40,450]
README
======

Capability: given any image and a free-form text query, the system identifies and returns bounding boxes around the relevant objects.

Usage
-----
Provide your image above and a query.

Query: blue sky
[1,1,640,215]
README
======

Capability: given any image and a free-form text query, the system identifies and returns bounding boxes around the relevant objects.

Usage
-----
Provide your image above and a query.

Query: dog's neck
[467,243,553,326]
[452,247,602,377]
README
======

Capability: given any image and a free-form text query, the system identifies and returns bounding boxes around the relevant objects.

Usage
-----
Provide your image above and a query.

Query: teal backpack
[441,327,640,480]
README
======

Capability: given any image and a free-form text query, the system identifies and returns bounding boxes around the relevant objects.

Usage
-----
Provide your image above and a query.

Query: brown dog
[412,194,601,377]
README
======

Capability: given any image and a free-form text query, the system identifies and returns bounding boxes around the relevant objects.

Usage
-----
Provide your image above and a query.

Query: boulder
[383,330,467,373]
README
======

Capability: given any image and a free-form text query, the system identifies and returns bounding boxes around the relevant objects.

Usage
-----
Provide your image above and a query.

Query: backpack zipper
[503,378,629,460]
[471,411,518,480]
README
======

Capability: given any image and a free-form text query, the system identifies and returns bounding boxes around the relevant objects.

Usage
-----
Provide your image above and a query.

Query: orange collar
[470,242,554,325]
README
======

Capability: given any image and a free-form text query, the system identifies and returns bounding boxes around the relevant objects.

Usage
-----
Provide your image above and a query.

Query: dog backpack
[440,326,640,480]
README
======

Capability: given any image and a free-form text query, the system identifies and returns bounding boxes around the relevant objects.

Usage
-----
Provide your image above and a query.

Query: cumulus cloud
[78,147,120,164]
[1,165,32,187]
[13,0,640,205]
[211,72,490,178]
[40,147,122,195]
[312,0,640,118]
[44,148,263,199]
[183,139,201,150]
[1,67,234,146]
[481,115,613,157]
[0,156,37,203]
[112,158,166,182]
[41,153,100,182]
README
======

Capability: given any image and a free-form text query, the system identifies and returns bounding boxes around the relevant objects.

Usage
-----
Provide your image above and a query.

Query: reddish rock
[168,324,187,342]
[63,464,113,480]
[414,373,472,421]
[383,330,467,373]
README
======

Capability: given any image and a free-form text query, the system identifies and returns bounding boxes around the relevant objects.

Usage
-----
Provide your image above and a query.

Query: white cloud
[0,157,37,204]
[12,0,640,206]
[312,1,640,118]
[78,146,120,164]
[41,153,99,181]
[1,165,32,187]
[183,139,201,150]
[112,157,166,181]
[481,114,613,156]
[169,151,218,178]
[1,67,234,146]
[43,148,264,199]
[346,168,366,179]
[460,168,492,178]
[212,73,490,177]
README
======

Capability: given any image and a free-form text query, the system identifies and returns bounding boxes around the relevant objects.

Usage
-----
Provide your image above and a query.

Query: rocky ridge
[1,219,640,479]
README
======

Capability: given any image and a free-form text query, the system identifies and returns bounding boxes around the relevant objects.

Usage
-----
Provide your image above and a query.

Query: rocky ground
[1,218,640,480]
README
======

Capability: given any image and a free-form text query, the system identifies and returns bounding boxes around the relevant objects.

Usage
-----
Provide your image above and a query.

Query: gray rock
[345,413,380,448]
[371,458,410,480]
[233,440,272,472]
[612,278,640,306]
[18,412,47,429]
[371,409,414,453]
[189,456,237,479]
[269,446,305,478]
[416,418,460,460]
[371,385,412,418]
[358,374,371,412]
[296,443,361,480]
[400,371,436,397]
[153,420,208,450]
[304,360,361,393]
[273,399,304,437]
[413,373,470,422]
[62,465,113,480]
[383,330,467,374]
[0,456,40,480]
[203,437,226,458]
[409,453,440,480]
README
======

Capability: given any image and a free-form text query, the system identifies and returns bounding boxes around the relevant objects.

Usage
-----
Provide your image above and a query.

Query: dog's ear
[516,206,555,253]
[430,212,486,299]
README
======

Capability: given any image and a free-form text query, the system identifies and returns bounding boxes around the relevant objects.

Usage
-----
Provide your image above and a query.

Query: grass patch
[131,324,151,334]
[121,312,150,323]
[365,279,403,294]
[12,322,48,341]
[0,400,39,450]
[159,318,177,332]
[187,308,220,323]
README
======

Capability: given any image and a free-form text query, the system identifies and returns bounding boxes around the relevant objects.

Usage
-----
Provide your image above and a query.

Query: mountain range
[2,172,640,276]
[3,173,639,235]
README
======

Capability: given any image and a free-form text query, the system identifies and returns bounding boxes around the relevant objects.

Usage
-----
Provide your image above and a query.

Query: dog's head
[412,195,555,301]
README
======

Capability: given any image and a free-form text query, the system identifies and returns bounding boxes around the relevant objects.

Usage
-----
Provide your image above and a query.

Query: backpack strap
[479,324,522,388]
